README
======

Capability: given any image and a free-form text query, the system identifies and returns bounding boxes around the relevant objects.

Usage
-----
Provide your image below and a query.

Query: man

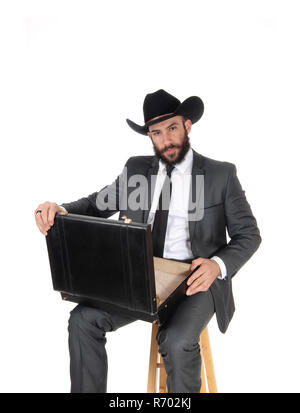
[34,89,261,393]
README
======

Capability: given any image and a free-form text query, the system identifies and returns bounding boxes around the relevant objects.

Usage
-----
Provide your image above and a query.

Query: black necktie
[151,164,175,257]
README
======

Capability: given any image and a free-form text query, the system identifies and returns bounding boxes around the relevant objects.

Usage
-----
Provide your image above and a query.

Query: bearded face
[152,127,190,166]
[148,116,191,166]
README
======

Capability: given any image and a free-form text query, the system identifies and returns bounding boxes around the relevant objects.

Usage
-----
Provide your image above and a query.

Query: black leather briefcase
[45,212,198,325]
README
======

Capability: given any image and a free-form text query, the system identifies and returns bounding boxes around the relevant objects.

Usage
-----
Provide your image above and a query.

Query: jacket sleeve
[60,161,129,218]
[213,164,262,278]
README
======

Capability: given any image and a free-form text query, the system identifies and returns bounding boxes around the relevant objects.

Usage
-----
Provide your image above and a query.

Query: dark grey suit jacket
[61,149,261,333]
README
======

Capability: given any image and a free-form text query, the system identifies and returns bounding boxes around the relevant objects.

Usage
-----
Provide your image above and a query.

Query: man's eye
[170,126,176,131]
[153,131,160,136]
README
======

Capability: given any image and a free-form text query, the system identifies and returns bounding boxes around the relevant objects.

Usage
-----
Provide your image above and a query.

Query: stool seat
[147,322,217,393]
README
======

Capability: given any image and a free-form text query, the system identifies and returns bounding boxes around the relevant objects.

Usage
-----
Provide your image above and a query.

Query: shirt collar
[158,147,193,174]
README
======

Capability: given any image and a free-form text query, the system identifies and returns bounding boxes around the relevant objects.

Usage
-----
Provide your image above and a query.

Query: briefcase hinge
[155,294,162,307]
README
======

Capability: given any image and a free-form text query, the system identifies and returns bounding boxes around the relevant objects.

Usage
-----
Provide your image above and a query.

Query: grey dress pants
[68,289,215,393]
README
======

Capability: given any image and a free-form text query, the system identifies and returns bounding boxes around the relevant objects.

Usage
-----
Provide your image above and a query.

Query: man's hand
[34,201,61,236]
[186,257,221,296]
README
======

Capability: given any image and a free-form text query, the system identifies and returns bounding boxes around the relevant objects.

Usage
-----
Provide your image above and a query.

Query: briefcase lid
[46,213,158,319]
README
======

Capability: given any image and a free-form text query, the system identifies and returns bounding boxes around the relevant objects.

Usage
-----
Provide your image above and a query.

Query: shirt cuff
[211,256,227,280]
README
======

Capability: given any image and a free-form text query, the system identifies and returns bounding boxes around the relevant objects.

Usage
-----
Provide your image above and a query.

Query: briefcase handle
[121,215,132,224]
[58,207,68,215]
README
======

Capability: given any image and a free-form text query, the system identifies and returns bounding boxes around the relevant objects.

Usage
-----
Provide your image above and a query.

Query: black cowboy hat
[126,89,204,135]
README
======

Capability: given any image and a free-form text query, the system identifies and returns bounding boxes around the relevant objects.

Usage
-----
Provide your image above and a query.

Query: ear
[184,118,192,134]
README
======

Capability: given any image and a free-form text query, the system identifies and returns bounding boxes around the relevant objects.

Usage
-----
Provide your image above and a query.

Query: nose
[160,129,173,147]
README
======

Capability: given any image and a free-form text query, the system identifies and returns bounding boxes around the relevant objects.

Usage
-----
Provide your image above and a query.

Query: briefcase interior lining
[153,257,191,305]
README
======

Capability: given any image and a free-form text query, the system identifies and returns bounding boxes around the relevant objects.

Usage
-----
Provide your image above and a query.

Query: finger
[191,257,205,267]
[190,258,206,272]
[48,204,57,226]
[40,203,51,228]
[190,263,204,276]
[35,212,48,235]
[186,286,203,296]
[186,272,211,294]
[187,267,206,286]
[187,272,202,286]
[194,282,210,293]
[187,274,205,291]
[187,279,209,295]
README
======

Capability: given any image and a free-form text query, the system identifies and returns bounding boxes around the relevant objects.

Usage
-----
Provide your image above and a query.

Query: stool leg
[147,323,159,393]
[158,353,167,393]
[200,327,218,393]
[200,354,207,393]
[148,324,217,393]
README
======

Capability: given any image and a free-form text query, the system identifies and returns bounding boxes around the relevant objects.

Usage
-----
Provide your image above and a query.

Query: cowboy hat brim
[126,96,204,136]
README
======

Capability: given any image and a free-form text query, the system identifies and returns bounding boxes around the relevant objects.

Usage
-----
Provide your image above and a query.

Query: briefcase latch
[121,215,132,224]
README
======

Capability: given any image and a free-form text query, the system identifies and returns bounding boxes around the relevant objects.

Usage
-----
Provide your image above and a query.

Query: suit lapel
[143,157,159,223]
[188,150,205,250]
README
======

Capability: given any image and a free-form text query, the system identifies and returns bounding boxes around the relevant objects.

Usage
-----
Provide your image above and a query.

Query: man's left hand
[186,257,221,296]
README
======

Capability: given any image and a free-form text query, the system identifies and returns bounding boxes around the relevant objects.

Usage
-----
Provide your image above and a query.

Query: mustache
[161,144,180,153]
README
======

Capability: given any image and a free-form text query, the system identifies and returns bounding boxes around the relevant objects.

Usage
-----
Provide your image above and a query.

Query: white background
[0,0,299,393]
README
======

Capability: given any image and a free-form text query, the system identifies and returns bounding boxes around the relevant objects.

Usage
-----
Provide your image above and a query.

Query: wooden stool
[147,322,217,393]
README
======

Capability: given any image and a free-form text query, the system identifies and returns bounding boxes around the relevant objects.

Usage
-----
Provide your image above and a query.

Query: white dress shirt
[147,147,227,280]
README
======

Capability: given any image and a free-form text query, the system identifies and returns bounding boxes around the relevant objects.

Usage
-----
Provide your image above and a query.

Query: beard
[152,126,191,167]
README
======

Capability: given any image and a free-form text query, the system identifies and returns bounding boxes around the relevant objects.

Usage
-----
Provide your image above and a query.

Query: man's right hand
[34,201,61,236]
